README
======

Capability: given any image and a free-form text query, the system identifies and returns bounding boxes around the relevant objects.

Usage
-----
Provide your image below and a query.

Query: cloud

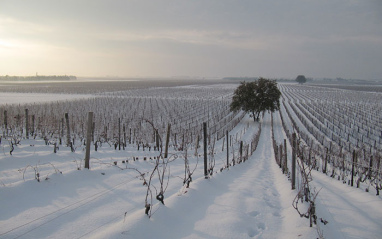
[90,29,271,51]
[0,0,381,79]
[0,15,53,36]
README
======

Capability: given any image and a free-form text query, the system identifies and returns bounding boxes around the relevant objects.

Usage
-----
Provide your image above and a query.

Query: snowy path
[95,114,316,239]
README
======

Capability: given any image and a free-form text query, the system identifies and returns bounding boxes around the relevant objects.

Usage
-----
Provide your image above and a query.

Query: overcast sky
[0,0,381,79]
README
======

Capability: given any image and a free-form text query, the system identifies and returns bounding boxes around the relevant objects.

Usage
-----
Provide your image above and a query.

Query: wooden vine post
[203,122,208,178]
[283,139,287,174]
[60,118,64,142]
[239,141,243,162]
[226,130,229,168]
[164,123,171,158]
[25,109,29,139]
[4,110,7,137]
[194,134,199,156]
[181,134,185,151]
[155,129,159,151]
[65,112,71,146]
[85,112,93,169]
[323,148,328,174]
[31,115,35,136]
[118,118,121,150]
[92,121,96,143]
[351,150,356,187]
[292,133,296,190]
[368,156,373,180]
[129,128,132,144]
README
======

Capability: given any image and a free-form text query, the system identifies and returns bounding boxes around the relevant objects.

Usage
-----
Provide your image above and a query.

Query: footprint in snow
[257,222,266,230]
[264,200,276,208]
[248,210,260,217]
[272,211,281,217]
[247,228,259,238]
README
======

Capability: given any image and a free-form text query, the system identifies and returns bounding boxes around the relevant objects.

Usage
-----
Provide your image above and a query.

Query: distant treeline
[223,77,293,82]
[223,77,258,81]
[313,77,382,85]
[0,75,77,81]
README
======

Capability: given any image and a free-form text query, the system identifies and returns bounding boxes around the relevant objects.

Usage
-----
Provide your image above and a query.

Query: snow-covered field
[0,92,93,105]
[0,81,381,238]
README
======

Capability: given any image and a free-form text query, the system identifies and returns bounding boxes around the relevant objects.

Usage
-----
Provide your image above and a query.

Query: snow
[0,92,92,105]
[313,171,382,239]
[1,87,382,238]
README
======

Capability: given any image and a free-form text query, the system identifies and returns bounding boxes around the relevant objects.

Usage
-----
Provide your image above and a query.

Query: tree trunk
[252,111,261,122]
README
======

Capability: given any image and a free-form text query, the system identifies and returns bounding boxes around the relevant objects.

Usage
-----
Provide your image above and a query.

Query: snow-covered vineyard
[0,80,381,238]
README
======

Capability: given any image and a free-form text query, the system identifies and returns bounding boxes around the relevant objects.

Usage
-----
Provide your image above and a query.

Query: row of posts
[2,109,66,141]
[203,123,245,179]
[84,112,173,170]
[4,110,199,171]
[275,133,297,190]
[3,111,246,177]
[3,109,33,138]
[13,110,348,194]
[288,132,360,191]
